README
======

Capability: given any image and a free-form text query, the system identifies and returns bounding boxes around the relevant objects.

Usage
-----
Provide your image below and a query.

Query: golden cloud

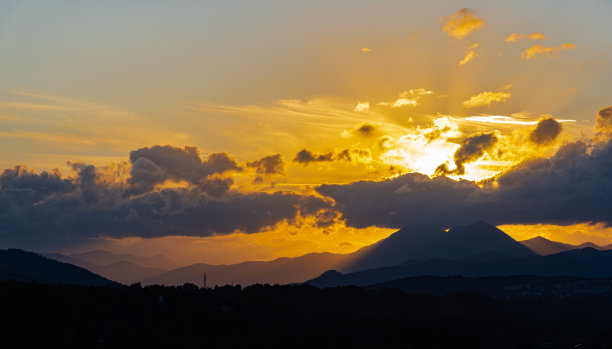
[441,8,485,40]
[462,90,512,108]
[521,43,577,59]
[353,101,370,112]
[361,47,372,53]
[379,88,434,108]
[505,32,546,42]
[459,50,478,66]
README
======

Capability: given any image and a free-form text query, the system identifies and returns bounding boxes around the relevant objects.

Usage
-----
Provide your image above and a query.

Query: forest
[2,280,612,349]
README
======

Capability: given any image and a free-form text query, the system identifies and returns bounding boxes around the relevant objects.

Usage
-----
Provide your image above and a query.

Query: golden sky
[1,1,612,264]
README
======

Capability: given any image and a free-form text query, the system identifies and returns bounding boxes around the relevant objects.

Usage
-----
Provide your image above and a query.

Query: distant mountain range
[307,247,612,287]
[44,251,175,285]
[141,252,351,287]
[69,250,179,270]
[12,221,610,287]
[0,249,116,286]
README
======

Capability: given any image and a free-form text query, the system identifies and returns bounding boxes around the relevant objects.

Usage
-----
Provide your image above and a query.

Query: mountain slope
[412,221,534,260]
[343,224,447,272]
[69,250,179,270]
[520,236,575,255]
[142,252,350,287]
[344,222,533,273]
[307,248,612,287]
[0,249,116,286]
[44,253,166,284]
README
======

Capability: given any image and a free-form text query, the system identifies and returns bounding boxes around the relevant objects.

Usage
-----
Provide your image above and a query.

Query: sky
[1,0,612,264]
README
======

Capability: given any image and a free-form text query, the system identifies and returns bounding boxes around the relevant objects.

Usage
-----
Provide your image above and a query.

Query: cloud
[128,145,241,193]
[293,149,334,164]
[458,50,478,66]
[354,101,370,112]
[0,148,333,249]
[441,8,485,40]
[435,132,499,175]
[530,117,562,145]
[595,106,612,142]
[361,47,372,53]
[293,148,371,165]
[521,43,577,59]
[505,32,546,42]
[318,138,612,229]
[379,89,433,108]
[247,154,285,176]
[356,123,376,136]
[462,88,512,108]
[199,177,233,198]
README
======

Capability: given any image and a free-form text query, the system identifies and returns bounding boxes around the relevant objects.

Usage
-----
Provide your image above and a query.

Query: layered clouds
[0,146,333,248]
[318,137,612,229]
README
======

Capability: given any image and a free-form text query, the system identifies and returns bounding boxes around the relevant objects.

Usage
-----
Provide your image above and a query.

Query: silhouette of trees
[1,280,612,348]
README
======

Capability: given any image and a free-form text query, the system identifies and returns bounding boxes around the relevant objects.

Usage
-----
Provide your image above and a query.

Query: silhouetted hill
[343,222,533,273]
[519,236,575,255]
[369,275,607,297]
[69,250,179,270]
[143,252,350,287]
[44,253,166,284]
[0,249,117,286]
[90,261,166,285]
[576,242,605,250]
[461,251,515,261]
[4,281,612,348]
[343,224,446,272]
[411,221,534,260]
[307,248,612,287]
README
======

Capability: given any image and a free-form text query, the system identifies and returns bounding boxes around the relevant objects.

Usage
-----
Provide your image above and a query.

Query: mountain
[342,224,447,272]
[0,249,116,286]
[307,248,612,287]
[142,221,536,286]
[520,236,575,255]
[576,242,605,250]
[44,253,166,284]
[142,252,351,287]
[68,250,179,270]
[411,221,534,260]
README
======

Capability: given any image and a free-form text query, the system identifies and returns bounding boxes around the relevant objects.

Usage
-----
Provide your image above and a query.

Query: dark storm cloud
[0,165,74,199]
[247,154,285,175]
[595,106,612,141]
[293,149,334,164]
[318,138,612,229]
[128,145,241,193]
[293,148,370,165]
[530,117,562,144]
[0,147,333,249]
[199,177,233,198]
[436,132,498,175]
[356,124,376,136]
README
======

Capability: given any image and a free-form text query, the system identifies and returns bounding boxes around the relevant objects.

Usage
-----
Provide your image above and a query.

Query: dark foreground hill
[2,281,612,348]
[0,249,117,286]
[308,248,612,287]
